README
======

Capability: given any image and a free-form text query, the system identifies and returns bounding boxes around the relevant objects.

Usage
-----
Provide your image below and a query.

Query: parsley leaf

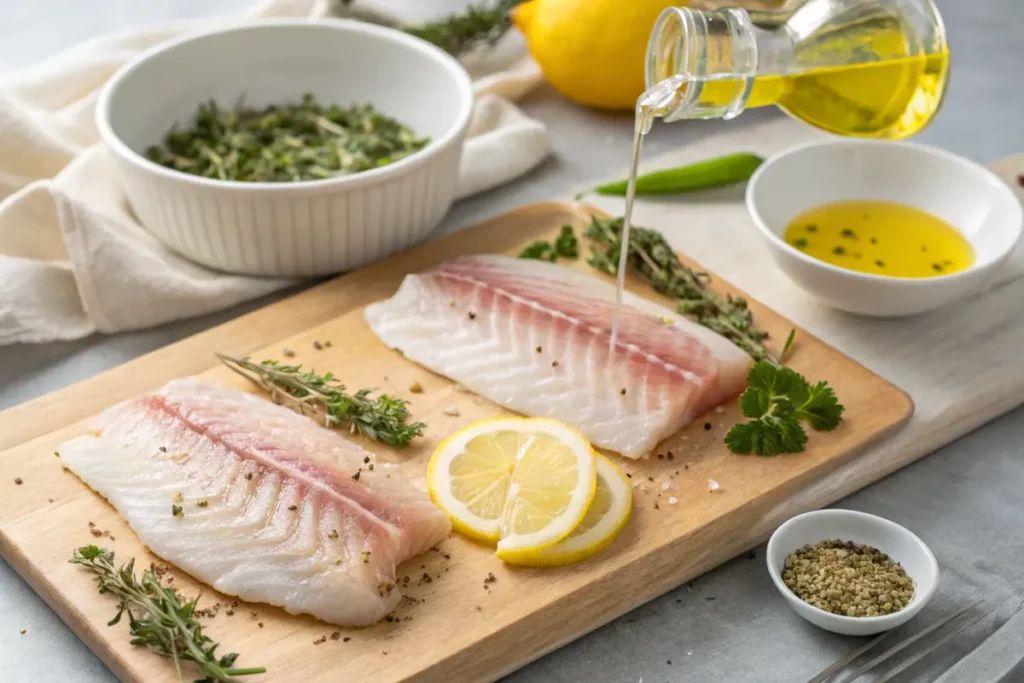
[725,361,844,456]
[796,380,844,431]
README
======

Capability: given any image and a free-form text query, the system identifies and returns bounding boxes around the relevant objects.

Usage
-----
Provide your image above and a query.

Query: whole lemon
[511,0,679,110]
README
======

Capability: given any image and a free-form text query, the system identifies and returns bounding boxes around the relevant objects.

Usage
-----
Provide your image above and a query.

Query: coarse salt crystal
[668,497,678,505]
[443,406,460,417]
[708,478,720,492]
[714,406,726,414]
[661,482,670,490]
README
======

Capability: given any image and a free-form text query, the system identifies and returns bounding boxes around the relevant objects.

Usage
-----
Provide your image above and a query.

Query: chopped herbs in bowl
[145,94,430,183]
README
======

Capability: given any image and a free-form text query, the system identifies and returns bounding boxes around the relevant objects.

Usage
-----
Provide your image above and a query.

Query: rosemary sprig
[334,0,523,56]
[145,94,428,183]
[584,216,775,363]
[218,354,425,447]
[70,546,265,683]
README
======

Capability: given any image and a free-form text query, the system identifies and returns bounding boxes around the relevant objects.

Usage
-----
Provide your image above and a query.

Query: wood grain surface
[0,202,912,683]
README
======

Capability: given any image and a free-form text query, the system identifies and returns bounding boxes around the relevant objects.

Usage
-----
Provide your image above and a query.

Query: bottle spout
[645,7,761,123]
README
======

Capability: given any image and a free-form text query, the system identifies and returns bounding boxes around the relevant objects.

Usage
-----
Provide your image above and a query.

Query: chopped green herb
[875,260,886,268]
[171,504,183,518]
[145,94,429,183]
[792,237,809,249]
[805,224,819,233]
[932,263,944,272]
[840,228,857,239]
[832,246,846,256]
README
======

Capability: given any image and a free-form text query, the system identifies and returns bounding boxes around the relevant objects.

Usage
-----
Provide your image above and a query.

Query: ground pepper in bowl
[781,539,915,618]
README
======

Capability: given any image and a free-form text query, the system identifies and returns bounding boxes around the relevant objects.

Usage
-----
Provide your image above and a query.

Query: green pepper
[593,152,765,196]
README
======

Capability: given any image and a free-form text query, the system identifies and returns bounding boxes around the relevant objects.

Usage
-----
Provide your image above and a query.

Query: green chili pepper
[593,152,765,196]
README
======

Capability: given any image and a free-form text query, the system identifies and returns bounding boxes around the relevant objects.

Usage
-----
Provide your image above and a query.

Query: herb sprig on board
[218,354,426,447]
[146,94,428,183]
[334,0,523,56]
[584,216,773,362]
[70,546,265,683]
[725,362,844,456]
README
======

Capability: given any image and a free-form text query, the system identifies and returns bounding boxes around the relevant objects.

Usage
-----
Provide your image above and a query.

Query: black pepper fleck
[703,423,712,431]
[14,478,22,485]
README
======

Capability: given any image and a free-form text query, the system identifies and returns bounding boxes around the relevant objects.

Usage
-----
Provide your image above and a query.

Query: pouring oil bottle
[610,0,949,344]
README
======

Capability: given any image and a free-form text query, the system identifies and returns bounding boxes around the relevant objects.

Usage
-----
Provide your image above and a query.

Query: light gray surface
[1,1,1023,681]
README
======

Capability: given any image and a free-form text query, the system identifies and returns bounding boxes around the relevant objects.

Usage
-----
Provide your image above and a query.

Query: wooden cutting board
[0,202,912,683]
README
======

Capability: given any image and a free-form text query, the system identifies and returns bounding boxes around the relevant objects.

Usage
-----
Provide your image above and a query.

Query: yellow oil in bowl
[783,200,974,278]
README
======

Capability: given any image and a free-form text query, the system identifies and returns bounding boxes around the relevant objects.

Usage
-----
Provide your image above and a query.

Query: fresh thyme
[217,354,425,447]
[725,362,844,456]
[145,94,429,183]
[334,0,523,56]
[518,225,579,262]
[70,546,265,683]
[584,216,775,362]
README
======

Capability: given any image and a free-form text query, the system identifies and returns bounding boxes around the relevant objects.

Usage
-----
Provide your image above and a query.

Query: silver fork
[806,600,993,683]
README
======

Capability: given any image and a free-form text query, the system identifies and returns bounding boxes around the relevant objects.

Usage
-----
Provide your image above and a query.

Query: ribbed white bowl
[96,19,474,277]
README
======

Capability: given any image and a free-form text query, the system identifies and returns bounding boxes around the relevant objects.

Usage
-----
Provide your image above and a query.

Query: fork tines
[806,600,989,683]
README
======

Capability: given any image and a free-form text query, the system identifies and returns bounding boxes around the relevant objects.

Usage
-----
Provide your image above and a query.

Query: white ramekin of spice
[766,509,939,636]
[96,19,473,277]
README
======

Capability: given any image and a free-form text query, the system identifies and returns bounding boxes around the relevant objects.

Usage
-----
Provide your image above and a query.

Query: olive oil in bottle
[646,0,950,139]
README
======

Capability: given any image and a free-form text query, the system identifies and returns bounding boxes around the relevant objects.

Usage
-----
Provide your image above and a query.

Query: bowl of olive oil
[747,140,1023,317]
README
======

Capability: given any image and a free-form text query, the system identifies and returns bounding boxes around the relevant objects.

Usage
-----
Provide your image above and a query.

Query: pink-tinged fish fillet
[365,255,753,458]
[58,378,451,626]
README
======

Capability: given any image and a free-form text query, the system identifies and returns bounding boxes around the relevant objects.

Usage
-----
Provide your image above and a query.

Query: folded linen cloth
[0,0,547,345]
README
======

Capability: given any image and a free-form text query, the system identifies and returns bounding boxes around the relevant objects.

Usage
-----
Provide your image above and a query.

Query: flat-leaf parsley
[725,361,844,456]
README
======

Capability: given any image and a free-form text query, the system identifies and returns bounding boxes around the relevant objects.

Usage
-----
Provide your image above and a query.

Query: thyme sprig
[218,354,425,447]
[70,546,265,683]
[584,216,775,362]
[335,0,524,56]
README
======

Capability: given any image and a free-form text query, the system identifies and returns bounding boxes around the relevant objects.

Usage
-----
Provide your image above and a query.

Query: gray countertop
[2,1,1024,681]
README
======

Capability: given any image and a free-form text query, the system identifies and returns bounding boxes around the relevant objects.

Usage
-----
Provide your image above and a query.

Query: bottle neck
[644,7,792,122]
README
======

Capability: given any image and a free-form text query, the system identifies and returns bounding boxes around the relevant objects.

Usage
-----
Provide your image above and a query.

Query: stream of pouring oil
[609,75,687,349]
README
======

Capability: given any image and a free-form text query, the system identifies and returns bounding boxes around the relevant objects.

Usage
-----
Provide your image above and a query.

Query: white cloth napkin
[0,0,547,345]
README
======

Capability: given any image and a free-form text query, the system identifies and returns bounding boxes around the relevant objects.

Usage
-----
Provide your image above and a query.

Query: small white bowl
[96,19,474,277]
[746,140,1023,317]
[767,509,939,636]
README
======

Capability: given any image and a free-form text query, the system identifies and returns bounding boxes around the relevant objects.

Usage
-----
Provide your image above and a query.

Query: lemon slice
[502,454,632,567]
[427,417,597,556]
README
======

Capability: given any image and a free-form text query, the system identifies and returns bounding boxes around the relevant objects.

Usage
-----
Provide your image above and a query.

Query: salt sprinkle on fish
[661,482,670,490]
[708,478,720,492]
[668,497,678,505]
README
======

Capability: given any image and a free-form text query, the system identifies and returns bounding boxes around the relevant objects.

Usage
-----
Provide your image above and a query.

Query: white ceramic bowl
[96,19,474,277]
[767,509,939,636]
[746,140,1023,317]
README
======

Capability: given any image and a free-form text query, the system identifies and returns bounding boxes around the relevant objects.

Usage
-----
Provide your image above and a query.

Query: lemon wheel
[503,454,633,567]
[427,417,598,557]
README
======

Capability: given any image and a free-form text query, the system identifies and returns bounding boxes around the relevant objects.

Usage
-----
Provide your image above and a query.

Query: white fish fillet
[365,255,753,458]
[58,378,451,626]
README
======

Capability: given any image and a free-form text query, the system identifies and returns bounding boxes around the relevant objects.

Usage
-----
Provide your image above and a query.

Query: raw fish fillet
[58,378,451,626]
[364,255,753,458]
